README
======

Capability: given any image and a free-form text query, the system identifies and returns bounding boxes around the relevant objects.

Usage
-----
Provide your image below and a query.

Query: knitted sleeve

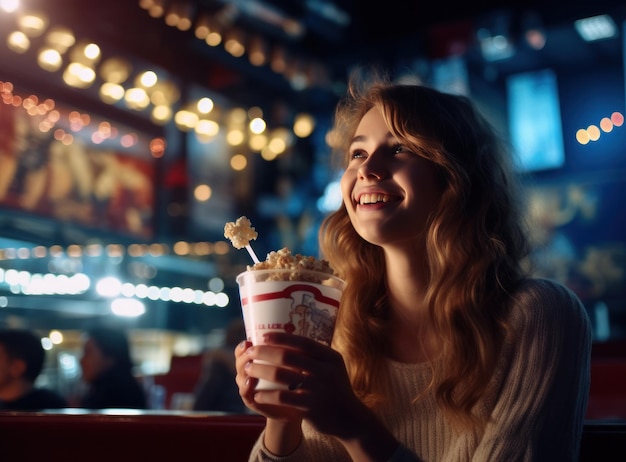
[470,278,592,462]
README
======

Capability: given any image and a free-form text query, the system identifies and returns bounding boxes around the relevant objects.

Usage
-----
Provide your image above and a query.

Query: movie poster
[0,97,155,239]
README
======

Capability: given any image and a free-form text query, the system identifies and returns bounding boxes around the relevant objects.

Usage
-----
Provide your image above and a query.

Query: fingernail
[244,361,251,370]
[238,340,247,350]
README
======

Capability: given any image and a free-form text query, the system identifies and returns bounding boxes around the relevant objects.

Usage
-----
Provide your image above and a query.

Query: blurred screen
[506,68,565,172]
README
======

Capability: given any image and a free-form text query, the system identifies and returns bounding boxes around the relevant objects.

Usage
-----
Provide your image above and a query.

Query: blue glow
[507,69,565,172]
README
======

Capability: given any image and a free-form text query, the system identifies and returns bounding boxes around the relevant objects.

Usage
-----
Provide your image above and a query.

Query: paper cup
[236,268,344,390]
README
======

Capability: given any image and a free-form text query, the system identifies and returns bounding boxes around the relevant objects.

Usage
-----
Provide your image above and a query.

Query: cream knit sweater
[249,278,592,462]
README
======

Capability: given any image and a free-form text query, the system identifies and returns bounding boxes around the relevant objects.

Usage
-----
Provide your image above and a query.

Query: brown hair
[319,71,530,431]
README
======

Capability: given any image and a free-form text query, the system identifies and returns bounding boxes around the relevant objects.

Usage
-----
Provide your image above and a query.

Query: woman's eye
[393,144,408,154]
[350,150,365,159]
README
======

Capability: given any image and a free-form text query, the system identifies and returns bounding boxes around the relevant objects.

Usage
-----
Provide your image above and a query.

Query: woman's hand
[235,334,400,459]
[234,338,303,423]
[239,332,367,439]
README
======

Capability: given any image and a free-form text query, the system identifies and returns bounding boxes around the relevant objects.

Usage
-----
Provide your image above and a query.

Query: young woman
[235,74,592,461]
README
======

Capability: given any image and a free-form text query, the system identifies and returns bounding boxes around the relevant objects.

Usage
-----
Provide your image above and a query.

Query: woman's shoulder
[507,277,590,330]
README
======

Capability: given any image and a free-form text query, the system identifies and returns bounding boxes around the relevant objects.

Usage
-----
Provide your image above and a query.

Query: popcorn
[224,216,258,249]
[248,247,335,282]
[224,216,337,283]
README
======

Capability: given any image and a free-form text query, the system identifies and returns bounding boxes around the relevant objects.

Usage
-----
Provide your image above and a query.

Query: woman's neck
[383,246,437,364]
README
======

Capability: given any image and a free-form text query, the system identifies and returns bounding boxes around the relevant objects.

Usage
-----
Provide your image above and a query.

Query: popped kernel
[224,216,258,249]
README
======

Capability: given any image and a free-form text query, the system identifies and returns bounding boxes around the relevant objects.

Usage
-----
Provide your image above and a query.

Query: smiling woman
[234,71,592,461]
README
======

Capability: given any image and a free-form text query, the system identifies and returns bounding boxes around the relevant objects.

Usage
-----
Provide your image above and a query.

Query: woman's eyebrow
[349,135,366,145]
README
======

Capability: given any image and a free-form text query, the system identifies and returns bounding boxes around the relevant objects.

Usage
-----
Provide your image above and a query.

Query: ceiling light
[574,14,617,42]
[7,30,30,53]
[17,11,48,37]
[45,26,75,52]
[37,47,63,71]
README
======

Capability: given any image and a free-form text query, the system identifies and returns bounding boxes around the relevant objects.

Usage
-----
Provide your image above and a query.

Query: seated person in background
[0,328,67,411]
[79,326,147,410]
[193,318,247,413]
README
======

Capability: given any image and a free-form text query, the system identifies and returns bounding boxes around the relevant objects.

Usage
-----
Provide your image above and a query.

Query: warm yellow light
[7,31,30,53]
[260,146,279,161]
[70,41,100,65]
[228,107,247,124]
[0,0,19,13]
[587,125,600,141]
[37,48,63,71]
[194,184,212,202]
[224,29,245,57]
[84,43,100,60]
[49,330,63,344]
[139,70,158,88]
[575,129,590,145]
[99,82,125,104]
[17,11,48,37]
[149,81,180,105]
[194,14,211,39]
[124,87,150,110]
[63,62,96,88]
[99,57,132,84]
[248,36,267,66]
[195,119,219,137]
[173,241,190,255]
[293,113,315,137]
[249,133,267,151]
[268,137,287,154]
[206,31,222,47]
[174,110,199,130]
[230,154,247,171]
[151,105,172,124]
[45,26,75,52]
[226,129,245,146]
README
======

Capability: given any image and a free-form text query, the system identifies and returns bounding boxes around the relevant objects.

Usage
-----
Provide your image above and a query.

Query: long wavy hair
[319,73,531,431]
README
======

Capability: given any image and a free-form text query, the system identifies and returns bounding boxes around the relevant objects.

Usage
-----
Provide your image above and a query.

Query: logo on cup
[242,283,340,345]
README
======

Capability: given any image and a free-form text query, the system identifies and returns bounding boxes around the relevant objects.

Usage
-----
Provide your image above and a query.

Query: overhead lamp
[99,82,125,104]
[0,0,19,13]
[224,28,245,57]
[574,14,617,42]
[7,31,30,53]
[63,62,96,88]
[124,87,150,110]
[194,13,211,39]
[293,113,315,138]
[165,1,194,31]
[45,26,75,53]
[151,105,173,124]
[37,47,63,72]
[69,41,101,66]
[248,35,268,66]
[99,57,132,84]
[140,0,166,18]
[17,11,48,37]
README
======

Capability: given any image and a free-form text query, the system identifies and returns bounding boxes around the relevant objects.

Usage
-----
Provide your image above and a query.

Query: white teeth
[359,193,391,205]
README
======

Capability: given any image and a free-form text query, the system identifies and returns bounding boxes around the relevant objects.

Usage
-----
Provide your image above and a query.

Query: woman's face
[340,107,442,249]
[79,338,113,384]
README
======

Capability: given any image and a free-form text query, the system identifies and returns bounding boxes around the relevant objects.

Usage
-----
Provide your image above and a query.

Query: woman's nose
[358,152,386,180]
